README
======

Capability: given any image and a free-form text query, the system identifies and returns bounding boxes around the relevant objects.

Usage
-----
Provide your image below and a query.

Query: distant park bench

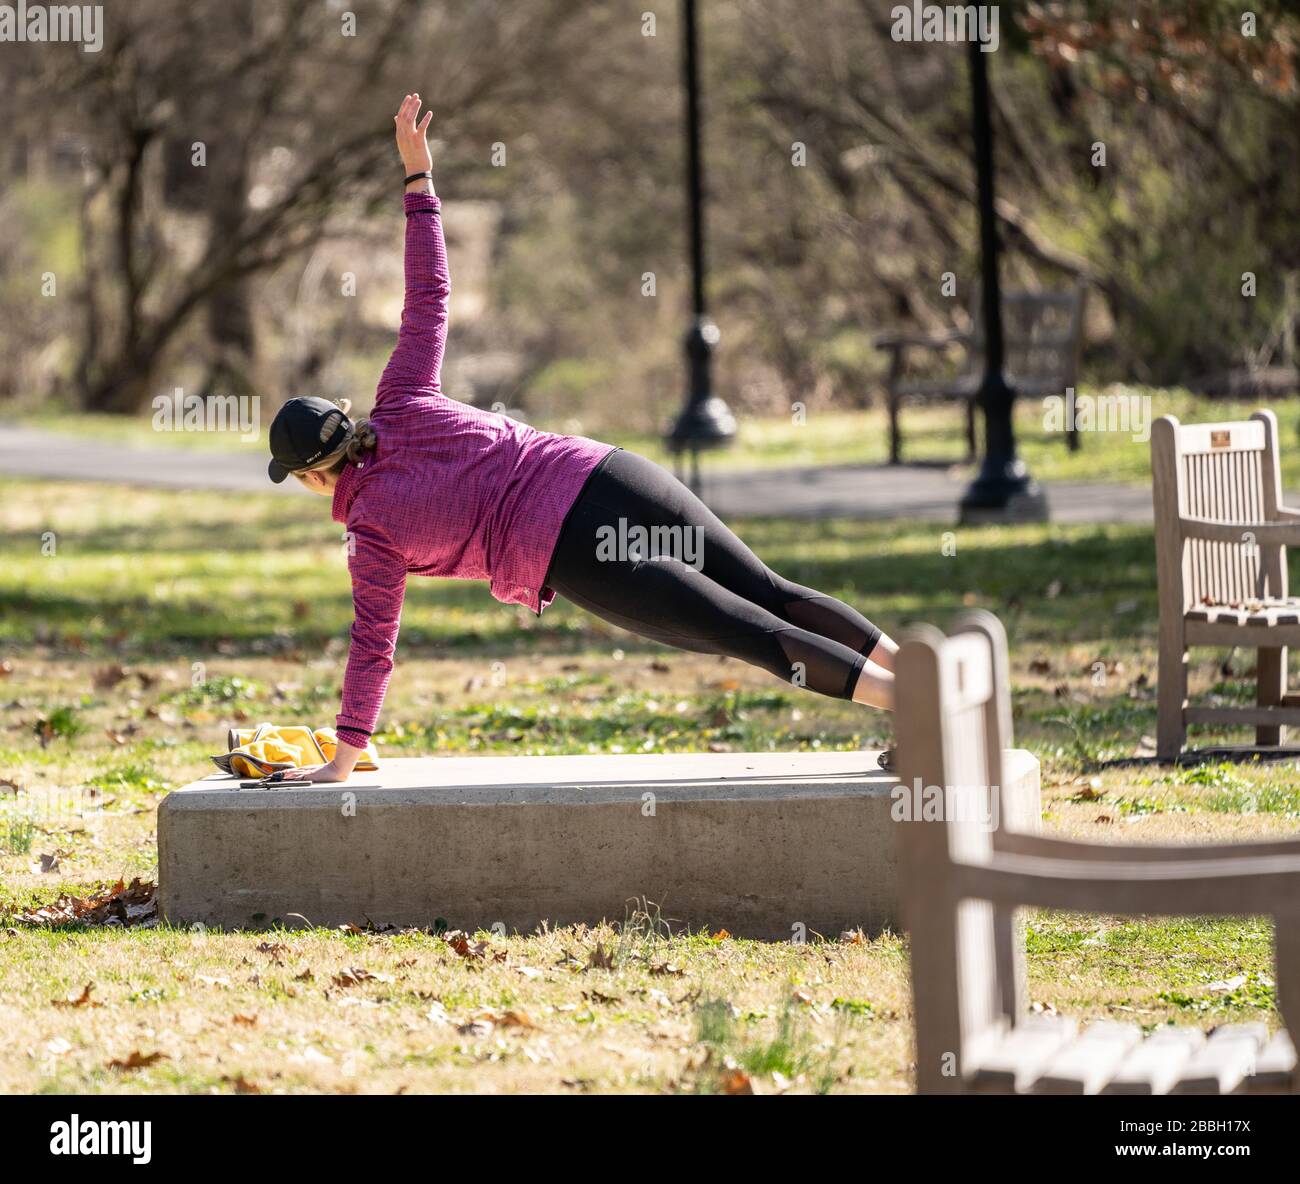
[875,284,1087,464]
[1153,409,1300,760]
[896,610,1299,1094]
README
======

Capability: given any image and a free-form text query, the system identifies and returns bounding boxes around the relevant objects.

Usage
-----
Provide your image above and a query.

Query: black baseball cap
[267,397,353,483]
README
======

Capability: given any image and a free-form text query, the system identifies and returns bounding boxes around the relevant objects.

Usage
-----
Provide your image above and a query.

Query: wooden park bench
[894,609,1299,1094]
[1152,409,1300,760]
[876,284,1087,464]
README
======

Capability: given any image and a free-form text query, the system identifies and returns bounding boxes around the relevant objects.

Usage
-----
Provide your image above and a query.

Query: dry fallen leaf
[444,930,503,962]
[108,1050,168,1072]
[585,942,615,971]
[92,664,129,691]
[720,1068,755,1095]
[457,1018,495,1037]
[332,968,373,987]
[53,983,100,1009]
[649,961,684,977]
[231,1013,259,1026]
[331,967,394,988]
[15,878,157,929]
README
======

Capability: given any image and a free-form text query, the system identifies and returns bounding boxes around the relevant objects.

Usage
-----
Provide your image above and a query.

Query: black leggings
[544,449,882,700]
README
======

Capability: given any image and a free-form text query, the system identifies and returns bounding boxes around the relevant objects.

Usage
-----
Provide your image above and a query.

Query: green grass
[1,475,1298,1093]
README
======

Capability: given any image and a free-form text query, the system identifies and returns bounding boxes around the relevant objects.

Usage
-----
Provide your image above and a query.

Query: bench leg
[965,399,978,463]
[1156,637,1188,762]
[885,346,905,465]
[1256,645,1287,747]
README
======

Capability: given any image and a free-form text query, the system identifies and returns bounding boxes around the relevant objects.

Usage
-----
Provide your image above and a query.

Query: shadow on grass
[4,518,1177,659]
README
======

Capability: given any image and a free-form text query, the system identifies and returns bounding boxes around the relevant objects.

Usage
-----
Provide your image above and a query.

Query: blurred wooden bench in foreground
[896,610,1298,1094]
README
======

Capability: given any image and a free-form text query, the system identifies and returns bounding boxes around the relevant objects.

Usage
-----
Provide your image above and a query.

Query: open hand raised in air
[395,93,434,176]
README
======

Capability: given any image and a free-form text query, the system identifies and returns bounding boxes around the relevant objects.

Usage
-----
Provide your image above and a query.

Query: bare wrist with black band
[404,170,433,186]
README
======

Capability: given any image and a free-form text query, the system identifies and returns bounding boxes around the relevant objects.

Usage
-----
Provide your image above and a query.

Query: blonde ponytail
[306,402,377,476]
[343,417,377,465]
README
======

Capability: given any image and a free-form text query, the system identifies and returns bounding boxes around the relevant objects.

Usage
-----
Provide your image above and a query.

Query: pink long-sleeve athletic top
[330,191,615,748]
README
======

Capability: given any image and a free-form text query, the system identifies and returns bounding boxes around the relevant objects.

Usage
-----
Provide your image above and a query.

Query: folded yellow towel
[211,722,379,778]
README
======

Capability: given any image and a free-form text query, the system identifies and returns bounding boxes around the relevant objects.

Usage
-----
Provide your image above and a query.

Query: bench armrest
[952,849,1300,917]
[1180,517,1300,546]
[997,832,1300,864]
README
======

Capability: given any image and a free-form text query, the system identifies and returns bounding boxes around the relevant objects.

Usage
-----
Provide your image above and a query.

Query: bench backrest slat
[966,285,1087,390]
[1151,411,1285,609]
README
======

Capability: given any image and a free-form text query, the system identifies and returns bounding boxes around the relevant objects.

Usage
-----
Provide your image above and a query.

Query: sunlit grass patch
[2,476,1298,1093]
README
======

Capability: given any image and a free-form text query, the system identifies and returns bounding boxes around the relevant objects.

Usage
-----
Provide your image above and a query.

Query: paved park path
[2,425,1156,524]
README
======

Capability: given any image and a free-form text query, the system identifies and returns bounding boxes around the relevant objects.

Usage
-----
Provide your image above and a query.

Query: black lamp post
[958,38,1047,523]
[665,0,736,492]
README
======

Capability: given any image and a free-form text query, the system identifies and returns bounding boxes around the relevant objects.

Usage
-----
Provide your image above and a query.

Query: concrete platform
[158,750,1040,939]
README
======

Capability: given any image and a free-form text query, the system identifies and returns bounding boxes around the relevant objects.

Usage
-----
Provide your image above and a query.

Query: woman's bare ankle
[851,662,894,711]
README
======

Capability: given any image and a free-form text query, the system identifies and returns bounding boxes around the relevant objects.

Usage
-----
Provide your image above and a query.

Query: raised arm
[375,94,451,405]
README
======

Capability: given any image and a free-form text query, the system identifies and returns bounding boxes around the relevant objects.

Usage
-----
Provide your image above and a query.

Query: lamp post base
[958,457,1049,524]
[665,317,736,494]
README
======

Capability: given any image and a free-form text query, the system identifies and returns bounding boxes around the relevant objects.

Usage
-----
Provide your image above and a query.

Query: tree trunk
[201,139,259,401]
